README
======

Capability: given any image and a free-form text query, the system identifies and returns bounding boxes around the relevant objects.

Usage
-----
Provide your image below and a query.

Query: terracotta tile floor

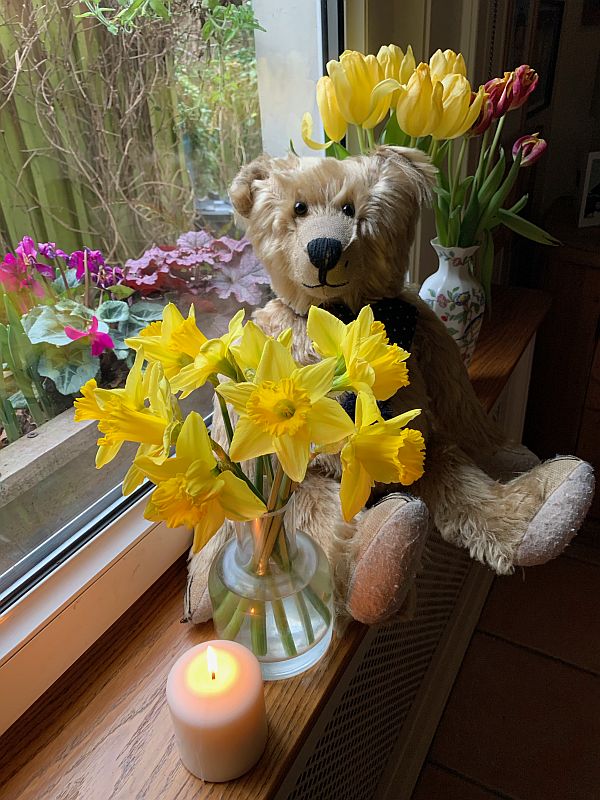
[412,531,600,800]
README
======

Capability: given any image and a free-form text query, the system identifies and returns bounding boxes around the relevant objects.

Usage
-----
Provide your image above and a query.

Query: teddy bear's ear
[373,145,438,206]
[229,155,275,218]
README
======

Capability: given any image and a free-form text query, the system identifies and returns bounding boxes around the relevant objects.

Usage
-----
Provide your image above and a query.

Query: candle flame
[207,645,218,680]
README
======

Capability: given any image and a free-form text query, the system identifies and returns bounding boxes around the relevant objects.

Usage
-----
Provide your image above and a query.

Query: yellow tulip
[136,412,266,551]
[377,44,416,104]
[302,76,348,150]
[327,50,391,129]
[429,48,467,82]
[171,309,245,398]
[307,305,411,401]
[394,63,444,138]
[125,303,207,381]
[431,76,486,140]
[217,339,354,483]
[340,392,425,521]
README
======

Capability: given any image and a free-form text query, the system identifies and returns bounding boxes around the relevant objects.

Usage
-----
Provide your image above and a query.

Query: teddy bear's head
[230,145,436,315]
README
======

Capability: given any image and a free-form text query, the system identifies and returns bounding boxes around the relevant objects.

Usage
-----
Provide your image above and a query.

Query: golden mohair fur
[184,146,594,626]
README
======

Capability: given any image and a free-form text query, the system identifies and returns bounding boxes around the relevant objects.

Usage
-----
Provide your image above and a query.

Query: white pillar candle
[166,640,268,782]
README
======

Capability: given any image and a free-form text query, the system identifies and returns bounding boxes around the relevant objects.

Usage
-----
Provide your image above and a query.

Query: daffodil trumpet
[77,301,424,660]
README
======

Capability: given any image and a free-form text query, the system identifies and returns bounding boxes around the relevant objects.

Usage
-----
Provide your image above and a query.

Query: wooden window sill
[0,286,550,800]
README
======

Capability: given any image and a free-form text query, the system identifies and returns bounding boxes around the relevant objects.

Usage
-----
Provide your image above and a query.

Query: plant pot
[208,494,334,680]
[419,239,485,367]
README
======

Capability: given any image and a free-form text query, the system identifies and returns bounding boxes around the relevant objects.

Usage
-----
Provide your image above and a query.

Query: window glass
[0,0,282,595]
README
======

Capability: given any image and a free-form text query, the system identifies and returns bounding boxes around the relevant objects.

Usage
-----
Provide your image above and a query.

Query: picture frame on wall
[527,0,564,116]
[578,152,600,228]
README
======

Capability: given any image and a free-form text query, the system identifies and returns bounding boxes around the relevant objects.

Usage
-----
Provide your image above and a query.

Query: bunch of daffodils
[302,47,558,302]
[76,302,425,553]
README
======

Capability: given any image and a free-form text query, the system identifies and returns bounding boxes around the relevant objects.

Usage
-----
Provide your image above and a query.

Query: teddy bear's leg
[475,442,540,482]
[294,473,430,626]
[415,438,594,573]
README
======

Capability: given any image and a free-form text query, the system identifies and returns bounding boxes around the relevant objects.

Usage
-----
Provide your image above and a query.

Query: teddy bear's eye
[342,203,355,217]
[294,201,308,217]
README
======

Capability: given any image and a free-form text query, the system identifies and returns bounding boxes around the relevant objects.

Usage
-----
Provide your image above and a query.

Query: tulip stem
[485,115,505,178]
[355,125,367,154]
[366,127,376,151]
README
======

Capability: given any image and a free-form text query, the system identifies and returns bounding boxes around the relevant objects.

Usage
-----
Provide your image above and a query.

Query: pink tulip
[512,132,547,167]
[469,92,494,136]
[485,65,539,118]
[64,315,115,357]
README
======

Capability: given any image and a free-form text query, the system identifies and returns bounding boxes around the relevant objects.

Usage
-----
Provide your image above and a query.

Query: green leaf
[506,193,529,216]
[97,300,130,323]
[497,208,561,245]
[23,300,106,347]
[289,139,299,156]
[327,141,350,160]
[37,345,100,396]
[51,268,80,294]
[109,284,135,300]
[381,112,410,146]
[129,299,165,323]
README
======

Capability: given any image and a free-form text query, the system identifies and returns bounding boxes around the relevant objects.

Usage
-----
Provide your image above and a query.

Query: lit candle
[166,640,268,782]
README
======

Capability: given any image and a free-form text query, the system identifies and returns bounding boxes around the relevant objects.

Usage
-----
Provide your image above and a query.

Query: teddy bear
[184,145,595,627]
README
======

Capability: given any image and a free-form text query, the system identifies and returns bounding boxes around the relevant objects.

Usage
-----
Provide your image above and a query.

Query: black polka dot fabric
[319,298,418,351]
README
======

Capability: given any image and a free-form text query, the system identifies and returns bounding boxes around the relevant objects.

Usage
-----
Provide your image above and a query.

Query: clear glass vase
[208,494,334,680]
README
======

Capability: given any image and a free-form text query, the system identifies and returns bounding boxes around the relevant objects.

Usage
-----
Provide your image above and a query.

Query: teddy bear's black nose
[307,237,343,272]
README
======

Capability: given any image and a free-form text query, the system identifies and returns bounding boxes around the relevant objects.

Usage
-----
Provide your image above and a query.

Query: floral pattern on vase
[419,239,485,367]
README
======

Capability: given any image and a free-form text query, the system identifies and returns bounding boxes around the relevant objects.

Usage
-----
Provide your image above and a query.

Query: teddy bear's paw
[514,457,595,567]
[479,442,540,482]
[346,494,430,625]
[184,523,234,624]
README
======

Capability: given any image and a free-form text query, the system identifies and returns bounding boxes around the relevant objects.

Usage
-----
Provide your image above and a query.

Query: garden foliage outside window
[0,0,271,586]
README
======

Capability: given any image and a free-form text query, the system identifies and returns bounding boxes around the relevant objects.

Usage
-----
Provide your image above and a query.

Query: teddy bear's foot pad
[346,494,430,625]
[514,457,595,567]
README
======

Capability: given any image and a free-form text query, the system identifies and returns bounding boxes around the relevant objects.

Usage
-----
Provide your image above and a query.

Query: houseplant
[302,47,559,363]
[75,301,426,677]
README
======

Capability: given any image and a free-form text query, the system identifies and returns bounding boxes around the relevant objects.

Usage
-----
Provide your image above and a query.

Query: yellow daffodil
[230,320,293,380]
[74,353,180,468]
[125,303,207,380]
[171,309,245,398]
[394,63,444,138]
[430,76,486,140]
[302,76,348,150]
[136,412,266,551]
[340,392,425,520]
[429,48,467,82]
[327,50,391,129]
[307,305,410,401]
[217,339,354,483]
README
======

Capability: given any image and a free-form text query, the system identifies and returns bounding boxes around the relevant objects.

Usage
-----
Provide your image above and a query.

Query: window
[0,0,332,731]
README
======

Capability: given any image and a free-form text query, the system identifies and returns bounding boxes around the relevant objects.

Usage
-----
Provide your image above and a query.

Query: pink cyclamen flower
[512,132,547,167]
[64,315,114,357]
[38,242,68,260]
[16,236,37,262]
[0,252,45,296]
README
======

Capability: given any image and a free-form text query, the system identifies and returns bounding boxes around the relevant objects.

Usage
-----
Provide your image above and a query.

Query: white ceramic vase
[419,239,485,367]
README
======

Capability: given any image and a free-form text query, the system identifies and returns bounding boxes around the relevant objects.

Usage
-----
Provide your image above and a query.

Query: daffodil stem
[210,438,267,505]
[216,393,234,445]
[272,595,297,657]
[250,601,267,656]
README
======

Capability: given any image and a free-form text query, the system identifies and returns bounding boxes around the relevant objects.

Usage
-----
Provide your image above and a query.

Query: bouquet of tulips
[75,302,425,648]
[302,46,558,302]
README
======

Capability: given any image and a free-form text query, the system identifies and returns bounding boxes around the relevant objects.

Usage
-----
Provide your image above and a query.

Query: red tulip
[469,92,494,135]
[484,65,539,118]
